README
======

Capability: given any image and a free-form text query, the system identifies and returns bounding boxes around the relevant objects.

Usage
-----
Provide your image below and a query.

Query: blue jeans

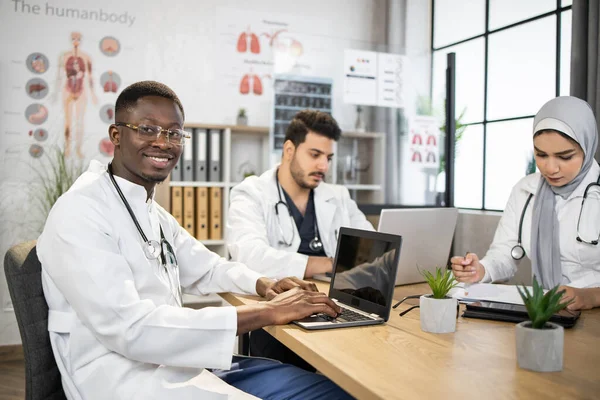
[212,355,354,400]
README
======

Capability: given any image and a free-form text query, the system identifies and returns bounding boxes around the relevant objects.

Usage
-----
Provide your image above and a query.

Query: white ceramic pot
[236,115,248,126]
[419,295,457,333]
[515,321,564,372]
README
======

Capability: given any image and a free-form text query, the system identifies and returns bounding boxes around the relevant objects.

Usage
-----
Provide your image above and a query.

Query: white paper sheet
[449,283,538,305]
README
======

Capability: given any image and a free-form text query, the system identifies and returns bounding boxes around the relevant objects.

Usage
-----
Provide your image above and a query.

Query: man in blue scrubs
[227,110,374,370]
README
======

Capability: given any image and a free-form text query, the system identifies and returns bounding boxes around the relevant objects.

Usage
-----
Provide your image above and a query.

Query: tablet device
[463,301,581,328]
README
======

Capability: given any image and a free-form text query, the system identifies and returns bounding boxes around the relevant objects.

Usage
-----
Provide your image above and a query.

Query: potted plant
[32,146,83,232]
[420,267,459,333]
[516,277,570,372]
[236,108,248,126]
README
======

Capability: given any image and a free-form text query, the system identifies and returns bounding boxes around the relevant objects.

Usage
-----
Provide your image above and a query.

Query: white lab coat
[480,162,600,288]
[227,167,374,279]
[37,161,262,400]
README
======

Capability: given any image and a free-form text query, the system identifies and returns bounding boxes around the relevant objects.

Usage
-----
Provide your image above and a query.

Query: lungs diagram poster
[215,7,327,127]
[409,116,439,168]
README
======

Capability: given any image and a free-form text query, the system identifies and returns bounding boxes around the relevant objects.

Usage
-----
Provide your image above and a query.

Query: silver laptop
[377,208,458,285]
[293,227,402,330]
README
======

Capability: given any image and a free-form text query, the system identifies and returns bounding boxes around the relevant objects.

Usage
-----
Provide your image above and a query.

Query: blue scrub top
[281,189,326,257]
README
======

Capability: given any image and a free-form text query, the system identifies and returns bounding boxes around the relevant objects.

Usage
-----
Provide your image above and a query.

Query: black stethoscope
[274,170,324,252]
[107,163,183,306]
[512,173,600,260]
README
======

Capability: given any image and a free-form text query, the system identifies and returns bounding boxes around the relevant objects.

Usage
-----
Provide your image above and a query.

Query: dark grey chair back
[4,241,67,400]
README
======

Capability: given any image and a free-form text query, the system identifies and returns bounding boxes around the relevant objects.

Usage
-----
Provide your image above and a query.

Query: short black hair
[115,80,185,120]
[284,110,341,147]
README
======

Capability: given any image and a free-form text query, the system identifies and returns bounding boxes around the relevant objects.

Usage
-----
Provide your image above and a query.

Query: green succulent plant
[517,277,571,329]
[421,267,459,299]
[32,146,83,229]
[526,153,537,175]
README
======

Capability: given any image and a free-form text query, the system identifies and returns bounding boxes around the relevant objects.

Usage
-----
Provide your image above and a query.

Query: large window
[432,0,572,210]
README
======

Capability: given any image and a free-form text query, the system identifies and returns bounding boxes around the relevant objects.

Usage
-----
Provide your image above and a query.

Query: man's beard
[140,171,168,183]
[290,155,320,189]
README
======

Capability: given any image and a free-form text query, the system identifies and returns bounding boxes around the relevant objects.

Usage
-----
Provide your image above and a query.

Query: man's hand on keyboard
[262,277,319,300]
[265,287,342,325]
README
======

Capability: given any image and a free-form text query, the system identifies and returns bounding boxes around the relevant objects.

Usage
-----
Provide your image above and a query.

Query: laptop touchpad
[296,314,334,323]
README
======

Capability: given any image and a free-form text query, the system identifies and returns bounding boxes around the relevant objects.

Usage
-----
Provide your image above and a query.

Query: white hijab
[530,96,598,289]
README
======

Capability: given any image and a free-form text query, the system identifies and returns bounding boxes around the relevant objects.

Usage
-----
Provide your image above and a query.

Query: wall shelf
[170,181,228,188]
[184,123,268,135]
[201,240,226,246]
[342,131,385,139]
[343,184,383,191]
[157,125,387,256]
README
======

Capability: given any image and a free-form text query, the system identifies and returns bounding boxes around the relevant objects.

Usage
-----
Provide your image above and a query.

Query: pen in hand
[463,251,471,295]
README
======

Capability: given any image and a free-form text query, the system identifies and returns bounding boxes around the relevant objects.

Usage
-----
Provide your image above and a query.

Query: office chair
[4,241,67,400]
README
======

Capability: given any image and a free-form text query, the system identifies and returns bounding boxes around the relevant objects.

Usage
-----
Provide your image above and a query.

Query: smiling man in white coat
[36,81,353,400]
[227,110,373,370]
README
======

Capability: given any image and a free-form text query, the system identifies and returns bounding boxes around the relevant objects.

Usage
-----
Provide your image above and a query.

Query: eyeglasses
[393,294,422,316]
[393,294,460,318]
[115,122,190,146]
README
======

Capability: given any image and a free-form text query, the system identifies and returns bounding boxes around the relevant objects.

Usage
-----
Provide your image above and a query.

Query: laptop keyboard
[320,307,373,322]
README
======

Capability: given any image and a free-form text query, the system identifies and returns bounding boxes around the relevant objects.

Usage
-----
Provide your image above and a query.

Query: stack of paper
[449,283,537,306]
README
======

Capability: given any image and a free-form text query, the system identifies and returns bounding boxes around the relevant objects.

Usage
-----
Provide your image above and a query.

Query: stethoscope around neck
[274,170,324,252]
[107,163,183,306]
[511,173,600,260]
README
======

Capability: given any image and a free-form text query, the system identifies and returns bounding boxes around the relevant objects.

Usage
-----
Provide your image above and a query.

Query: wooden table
[220,283,600,400]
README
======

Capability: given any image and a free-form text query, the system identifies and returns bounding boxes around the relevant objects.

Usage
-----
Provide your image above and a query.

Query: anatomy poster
[0,2,141,183]
[0,0,142,311]
[215,7,324,127]
[409,116,439,167]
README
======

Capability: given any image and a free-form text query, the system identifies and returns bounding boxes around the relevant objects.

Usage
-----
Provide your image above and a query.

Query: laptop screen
[329,228,402,318]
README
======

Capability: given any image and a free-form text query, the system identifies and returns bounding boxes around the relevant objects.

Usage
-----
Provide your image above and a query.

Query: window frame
[431,0,572,211]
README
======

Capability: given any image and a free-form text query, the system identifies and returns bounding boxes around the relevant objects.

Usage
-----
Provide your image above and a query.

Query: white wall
[398,0,436,205]
[0,0,387,345]
[371,0,433,204]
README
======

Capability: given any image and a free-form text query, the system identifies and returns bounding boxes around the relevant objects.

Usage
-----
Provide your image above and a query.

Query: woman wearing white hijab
[450,96,600,311]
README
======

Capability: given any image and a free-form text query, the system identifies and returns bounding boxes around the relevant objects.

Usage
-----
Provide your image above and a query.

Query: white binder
[208,129,221,182]
[194,129,208,181]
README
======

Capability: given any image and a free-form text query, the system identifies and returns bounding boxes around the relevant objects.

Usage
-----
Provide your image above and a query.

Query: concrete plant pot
[516,321,564,372]
[236,115,248,126]
[419,295,457,333]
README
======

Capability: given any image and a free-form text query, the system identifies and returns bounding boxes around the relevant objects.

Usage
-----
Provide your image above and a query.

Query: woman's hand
[557,286,600,311]
[450,252,486,283]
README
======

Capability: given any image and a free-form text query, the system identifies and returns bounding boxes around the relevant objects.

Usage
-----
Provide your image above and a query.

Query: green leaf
[517,277,572,329]
[420,266,458,299]
[30,146,83,231]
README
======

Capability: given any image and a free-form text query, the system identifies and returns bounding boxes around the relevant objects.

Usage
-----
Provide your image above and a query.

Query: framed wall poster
[271,75,333,151]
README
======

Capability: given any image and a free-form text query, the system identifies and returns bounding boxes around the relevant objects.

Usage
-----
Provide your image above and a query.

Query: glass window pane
[433,0,485,48]
[489,0,556,31]
[484,119,534,210]
[560,10,572,96]
[487,17,556,120]
[562,0,573,6]
[432,38,485,124]
[454,124,484,209]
